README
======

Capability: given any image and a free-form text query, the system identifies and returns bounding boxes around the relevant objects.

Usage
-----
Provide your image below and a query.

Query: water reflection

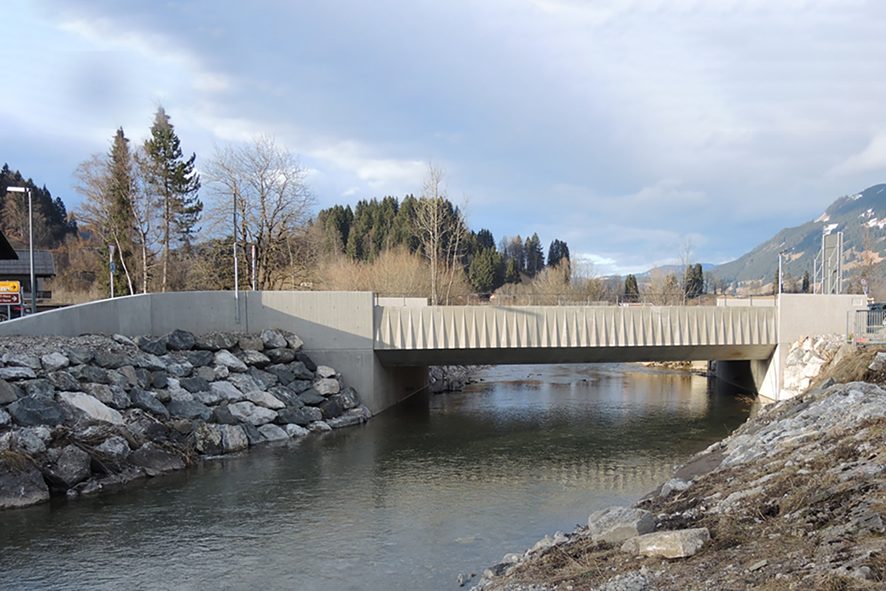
[0,363,753,591]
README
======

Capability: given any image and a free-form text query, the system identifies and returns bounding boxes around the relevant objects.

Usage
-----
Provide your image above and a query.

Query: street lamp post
[232,192,240,324]
[5,186,36,314]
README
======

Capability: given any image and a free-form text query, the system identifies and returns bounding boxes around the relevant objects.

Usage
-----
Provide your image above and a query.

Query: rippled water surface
[0,364,754,590]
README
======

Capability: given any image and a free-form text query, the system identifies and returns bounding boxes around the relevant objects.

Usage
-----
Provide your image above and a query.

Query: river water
[0,363,754,591]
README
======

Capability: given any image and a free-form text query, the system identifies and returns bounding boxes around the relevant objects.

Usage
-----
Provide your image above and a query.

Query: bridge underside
[375,344,776,367]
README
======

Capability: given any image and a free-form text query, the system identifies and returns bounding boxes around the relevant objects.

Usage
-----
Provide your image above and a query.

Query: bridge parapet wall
[375,305,777,351]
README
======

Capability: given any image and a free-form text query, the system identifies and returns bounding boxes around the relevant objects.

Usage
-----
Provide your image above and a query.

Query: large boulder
[238,335,264,351]
[326,411,366,430]
[210,381,244,402]
[266,364,296,385]
[338,387,360,410]
[129,389,170,418]
[129,442,186,476]
[228,373,262,394]
[248,367,278,390]
[195,423,249,454]
[621,528,710,559]
[227,401,277,426]
[214,350,247,373]
[298,388,326,406]
[0,367,37,381]
[587,506,656,544]
[136,336,167,356]
[314,378,340,396]
[69,365,111,385]
[276,406,322,426]
[220,424,249,452]
[257,423,289,442]
[47,371,80,392]
[166,399,212,421]
[94,436,131,465]
[319,396,344,420]
[289,361,315,381]
[2,353,42,370]
[316,365,337,379]
[183,350,213,368]
[22,379,55,400]
[194,332,239,351]
[244,391,286,410]
[260,329,288,350]
[93,351,127,369]
[43,445,92,490]
[265,348,296,364]
[0,452,49,509]
[296,353,317,372]
[7,397,65,427]
[282,332,304,352]
[165,329,196,351]
[239,350,271,368]
[13,427,50,454]
[284,423,309,438]
[58,391,125,425]
[65,347,95,365]
[41,352,70,372]
[0,379,22,404]
[194,423,224,455]
[179,376,211,394]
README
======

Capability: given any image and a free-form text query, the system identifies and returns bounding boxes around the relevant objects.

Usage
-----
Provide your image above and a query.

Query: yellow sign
[0,281,20,293]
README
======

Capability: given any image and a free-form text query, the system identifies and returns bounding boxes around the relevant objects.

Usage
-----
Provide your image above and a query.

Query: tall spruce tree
[801,270,810,293]
[623,274,640,303]
[525,233,545,277]
[547,239,570,269]
[143,106,202,292]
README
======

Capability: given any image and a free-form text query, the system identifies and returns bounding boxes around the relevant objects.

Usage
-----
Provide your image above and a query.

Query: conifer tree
[623,274,640,303]
[143,106,202,292]
[801,270,810,293]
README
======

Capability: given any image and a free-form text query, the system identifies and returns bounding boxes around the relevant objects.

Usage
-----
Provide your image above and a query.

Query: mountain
[637,263,717,280]
[711,184,886,291]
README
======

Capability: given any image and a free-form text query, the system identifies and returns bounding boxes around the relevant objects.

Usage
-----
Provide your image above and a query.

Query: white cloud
[830,130,886,176]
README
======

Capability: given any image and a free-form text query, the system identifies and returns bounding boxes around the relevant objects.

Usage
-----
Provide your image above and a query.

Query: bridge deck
[374,305,777,366]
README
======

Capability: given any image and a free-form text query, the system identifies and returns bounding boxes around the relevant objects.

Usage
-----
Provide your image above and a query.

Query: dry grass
[317,248,472,302]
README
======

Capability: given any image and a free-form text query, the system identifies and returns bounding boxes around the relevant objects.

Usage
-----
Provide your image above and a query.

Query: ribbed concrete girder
[374,305,776,366]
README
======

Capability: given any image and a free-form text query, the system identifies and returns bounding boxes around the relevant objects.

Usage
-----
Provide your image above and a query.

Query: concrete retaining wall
[0,291,426,414]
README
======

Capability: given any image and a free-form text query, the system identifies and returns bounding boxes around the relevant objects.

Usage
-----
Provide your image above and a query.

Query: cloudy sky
[2,0,885,274]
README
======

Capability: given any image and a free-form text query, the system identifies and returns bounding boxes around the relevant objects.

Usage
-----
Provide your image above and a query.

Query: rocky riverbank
[429,365,483,393]
[0,329,371,510]
[472,350,886,590]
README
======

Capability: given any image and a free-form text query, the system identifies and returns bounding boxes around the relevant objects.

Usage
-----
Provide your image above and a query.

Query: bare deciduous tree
[206,136,315,290]
[414,164,468,304]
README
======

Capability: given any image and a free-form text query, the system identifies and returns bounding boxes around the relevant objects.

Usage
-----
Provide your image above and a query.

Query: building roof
[0,250,55,276]
[0,231,17,260]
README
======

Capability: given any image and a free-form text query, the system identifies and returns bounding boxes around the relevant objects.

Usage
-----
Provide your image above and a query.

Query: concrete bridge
[0,291,866,413]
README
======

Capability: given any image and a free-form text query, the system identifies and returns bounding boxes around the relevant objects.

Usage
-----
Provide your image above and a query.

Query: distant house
[0,248,55,301]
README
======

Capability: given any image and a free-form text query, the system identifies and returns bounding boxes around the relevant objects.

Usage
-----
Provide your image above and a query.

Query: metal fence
[851,308,886,344]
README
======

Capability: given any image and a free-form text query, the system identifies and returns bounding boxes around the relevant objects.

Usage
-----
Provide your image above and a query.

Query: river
[0,363,754,590]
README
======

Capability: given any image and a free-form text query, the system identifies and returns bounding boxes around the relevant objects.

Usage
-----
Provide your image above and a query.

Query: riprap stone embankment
[473,377,886,590]
[0,328,371,510]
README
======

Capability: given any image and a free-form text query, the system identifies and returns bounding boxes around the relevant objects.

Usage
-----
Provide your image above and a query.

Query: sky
[2,0,885,275]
